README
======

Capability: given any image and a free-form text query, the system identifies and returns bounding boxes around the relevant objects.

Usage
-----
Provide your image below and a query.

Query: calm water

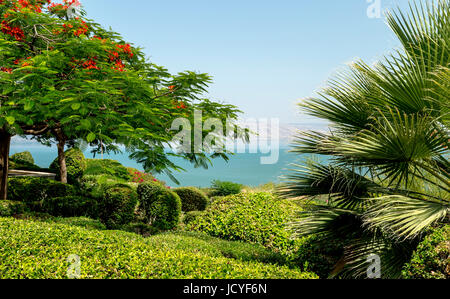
[10,143,309,187]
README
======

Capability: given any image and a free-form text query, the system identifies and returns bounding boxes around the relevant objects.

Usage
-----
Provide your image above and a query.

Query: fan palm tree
[279,0,449,278]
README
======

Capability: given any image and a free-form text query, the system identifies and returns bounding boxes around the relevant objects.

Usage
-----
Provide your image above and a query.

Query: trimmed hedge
[210,180,243,196]
[42,196,97,218]
[0,201,27,216]
[9,151,43,171]
[174,187,209,212]
[0,217,318,279]
[137,182,181,230]
[7,177,75,204]
[183,211,205,225]
[50,148,87,184]
[402,225,449,279]
[85,159,132,181]
[185,192,300,253]
[98,184,138,229]
[10,151,35,165]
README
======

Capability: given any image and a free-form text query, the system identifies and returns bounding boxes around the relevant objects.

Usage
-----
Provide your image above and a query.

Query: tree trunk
[57,139,68,184]
[0,131,11,200]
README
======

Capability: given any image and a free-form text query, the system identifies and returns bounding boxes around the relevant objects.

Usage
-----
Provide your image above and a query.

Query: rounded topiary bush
[9,151,42,171]
[402,225,449,279]
[98,184,138,229]
[174,187,209,212]
[185,192,301,253]
[10,151,34,165]
[137,182,181,230]
[50,148,87,184]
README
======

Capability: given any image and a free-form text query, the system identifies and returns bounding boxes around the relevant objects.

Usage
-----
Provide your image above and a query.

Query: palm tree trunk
[0,130,11,200]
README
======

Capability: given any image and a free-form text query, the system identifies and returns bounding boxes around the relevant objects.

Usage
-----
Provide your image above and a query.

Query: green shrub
[79,175,103,199]
[9,161,43,171]
[210,180,243,196]
[137,182,181,230]
[42,196,97,218]
[121,223,161,237]
[48,217,107,231]
[10,151,35,165]
[0,201,27,216]
[9,151,43,171]
[85,159,131,181]
[183,211,205,225]
[50,148,87,184]
[79,174,129,199]
[174,187,209,212]
[0,217,317,279]
[290,234,347,278]
[98,184,138,229]
[402,225,449,279]
[186,192,300,253]
[7,177,75,205]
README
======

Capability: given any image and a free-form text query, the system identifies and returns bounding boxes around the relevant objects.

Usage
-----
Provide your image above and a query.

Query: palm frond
[331,109,449,187]
[289,205,363,239]
[279,161,378,210]
[339,235,418,279]
[363,195,449,240]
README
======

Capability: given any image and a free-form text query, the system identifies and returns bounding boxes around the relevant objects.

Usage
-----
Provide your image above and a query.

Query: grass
[0,216,317,279]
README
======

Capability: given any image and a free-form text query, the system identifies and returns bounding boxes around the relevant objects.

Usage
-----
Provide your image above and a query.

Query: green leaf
[86,133,96,143]
[80,119,91,129]
[71,103,81,110]
[24,100,35,111]
[5,116,15,125]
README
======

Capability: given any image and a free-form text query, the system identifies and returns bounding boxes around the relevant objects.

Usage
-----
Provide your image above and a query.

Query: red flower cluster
[0,1,136,76]
[81,57,99,70]
[107,44,134,72]
[48,0,79,13]
[0,66,12,73]
[1,19,24,40]
[116,43,133,58]
[13,56,32,66]
[130,170,153,184]
[0,0,50,41]
[174,101,187,109]
[60,19,88,37]
[0,0,49,13]
[112,60,125,72]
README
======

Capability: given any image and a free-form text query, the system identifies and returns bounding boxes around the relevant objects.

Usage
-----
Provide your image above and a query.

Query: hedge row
[0,218,318,279]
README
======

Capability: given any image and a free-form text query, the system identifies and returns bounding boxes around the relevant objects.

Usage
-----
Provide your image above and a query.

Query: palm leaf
[363,195,449,240]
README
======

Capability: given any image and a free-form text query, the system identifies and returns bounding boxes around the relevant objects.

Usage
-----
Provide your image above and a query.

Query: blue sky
[82,0,411,126]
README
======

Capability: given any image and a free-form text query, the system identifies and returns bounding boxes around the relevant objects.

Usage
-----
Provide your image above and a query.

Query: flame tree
[0,0,244,199]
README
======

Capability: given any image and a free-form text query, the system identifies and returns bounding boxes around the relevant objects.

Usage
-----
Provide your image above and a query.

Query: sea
[9,142,311,188]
